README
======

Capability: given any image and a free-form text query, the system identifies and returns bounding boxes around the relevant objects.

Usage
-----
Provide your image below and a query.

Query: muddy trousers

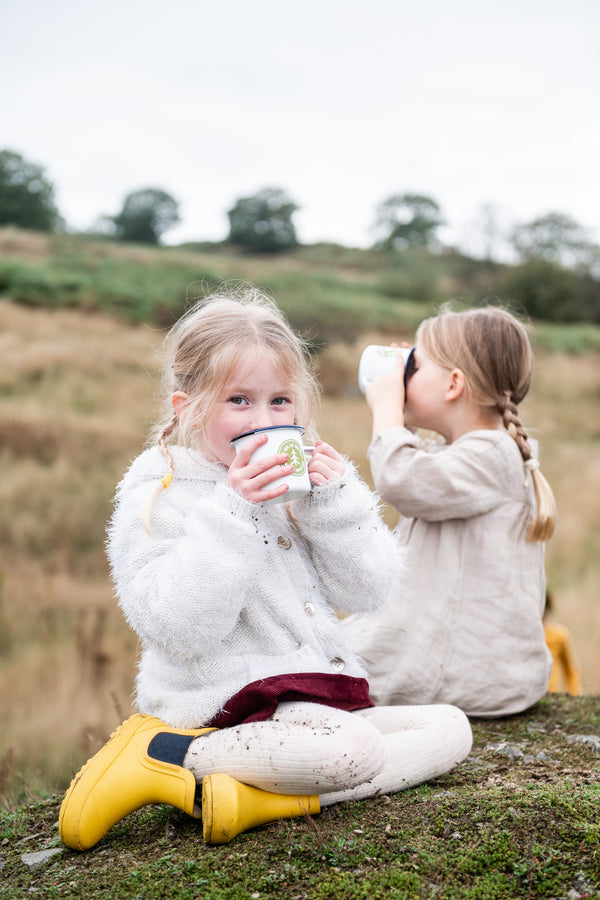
[183,702,472,805]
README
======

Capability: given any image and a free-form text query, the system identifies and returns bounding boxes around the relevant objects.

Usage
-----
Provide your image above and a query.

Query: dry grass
[0,301,153,802]
[0,301,599,807]
[522,353,600,690]
[0,227,53,262]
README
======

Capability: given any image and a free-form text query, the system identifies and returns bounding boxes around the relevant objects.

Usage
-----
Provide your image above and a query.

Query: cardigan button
[277,536,292,550]
[330,657,345,672]
[304,601,316,616]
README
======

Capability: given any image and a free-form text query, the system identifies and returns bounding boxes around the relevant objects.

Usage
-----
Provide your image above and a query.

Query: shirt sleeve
[368,426,515,521]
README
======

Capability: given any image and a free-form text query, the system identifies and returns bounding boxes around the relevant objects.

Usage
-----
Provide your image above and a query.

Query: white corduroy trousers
[183,702,472,804]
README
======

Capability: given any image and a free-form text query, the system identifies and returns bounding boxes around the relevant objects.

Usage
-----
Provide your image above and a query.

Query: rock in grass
[21,848,63,869]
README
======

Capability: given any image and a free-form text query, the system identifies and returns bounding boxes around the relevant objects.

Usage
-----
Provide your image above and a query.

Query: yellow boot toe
[202,773,320,845]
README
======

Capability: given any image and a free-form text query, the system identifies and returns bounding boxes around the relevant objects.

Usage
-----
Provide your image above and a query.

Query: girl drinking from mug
[343,305,556,717]
[59,286,472,850]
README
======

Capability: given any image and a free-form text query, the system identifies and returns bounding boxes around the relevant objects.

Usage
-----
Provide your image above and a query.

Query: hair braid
[142,415,178,535]
[158,415,178,485]
[496,390,555,541]
[496,391,533,463]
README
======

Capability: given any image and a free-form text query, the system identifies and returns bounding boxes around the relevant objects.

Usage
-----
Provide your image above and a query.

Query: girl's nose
[250,409,275,430]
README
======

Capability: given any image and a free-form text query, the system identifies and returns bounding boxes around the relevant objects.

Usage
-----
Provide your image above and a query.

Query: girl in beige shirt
[343,306,556,717]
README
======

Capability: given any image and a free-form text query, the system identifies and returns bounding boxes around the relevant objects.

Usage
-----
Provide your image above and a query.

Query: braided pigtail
[497,390,530,458]
[497,391,556,542]
[157,416,178,489]
[142,415,178,536]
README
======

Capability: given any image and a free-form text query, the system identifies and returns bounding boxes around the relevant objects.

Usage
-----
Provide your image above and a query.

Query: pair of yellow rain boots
[59,713,320,850]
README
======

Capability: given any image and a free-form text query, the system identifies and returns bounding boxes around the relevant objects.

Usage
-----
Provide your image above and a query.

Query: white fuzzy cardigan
[107,446,400,728]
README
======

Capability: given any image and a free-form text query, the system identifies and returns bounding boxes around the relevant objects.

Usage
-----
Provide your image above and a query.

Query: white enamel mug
[358,344,415,394]
[229,425,312,504]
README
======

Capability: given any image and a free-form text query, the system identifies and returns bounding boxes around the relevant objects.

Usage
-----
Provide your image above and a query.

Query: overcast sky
[1,0,598,253]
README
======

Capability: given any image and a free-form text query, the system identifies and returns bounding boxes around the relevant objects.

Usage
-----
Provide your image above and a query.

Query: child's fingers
[311,440,344,463]
[253,459,293,486]
[231,432,269,467]
[308,460,339,484]
[246,481,290,503]
[230,434,290,480]
[228,444,294,502]
[308,441,346,485]
[365,365,405,408]
[241,452,291,477]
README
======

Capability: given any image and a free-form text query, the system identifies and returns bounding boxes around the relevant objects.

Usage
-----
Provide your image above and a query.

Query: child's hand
[307,440,346,486]
[365,368,404,408]
[227,432,294,504]
[366,354,406,436]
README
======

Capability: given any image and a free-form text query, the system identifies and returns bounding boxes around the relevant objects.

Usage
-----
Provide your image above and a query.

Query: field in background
[1,245,599,806]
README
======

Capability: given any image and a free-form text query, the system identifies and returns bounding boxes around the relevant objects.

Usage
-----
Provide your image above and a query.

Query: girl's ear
[171,391,189,419]
[445,368,465,402]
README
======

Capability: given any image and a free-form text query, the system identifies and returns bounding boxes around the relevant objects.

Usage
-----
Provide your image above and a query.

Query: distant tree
[0,149,61,231]
[499,259,600,323]
[111,188,180,244]
[372,193,444,251]
[227,187,298,252]
[510,212,598,272]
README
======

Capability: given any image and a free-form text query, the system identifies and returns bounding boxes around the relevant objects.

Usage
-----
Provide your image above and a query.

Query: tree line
[1,148,599,323]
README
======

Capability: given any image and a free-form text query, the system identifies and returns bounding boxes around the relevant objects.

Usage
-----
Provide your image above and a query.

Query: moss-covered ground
[1,694,598,899]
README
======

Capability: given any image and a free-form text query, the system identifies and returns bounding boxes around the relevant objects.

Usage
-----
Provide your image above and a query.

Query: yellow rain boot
[59,714,216,851]
[202,773,320,844]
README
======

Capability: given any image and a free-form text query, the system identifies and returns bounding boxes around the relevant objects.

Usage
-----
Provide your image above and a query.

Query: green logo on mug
[279,439,306,476]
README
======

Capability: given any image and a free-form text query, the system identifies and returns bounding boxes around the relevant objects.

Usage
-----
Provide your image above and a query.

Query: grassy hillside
[0,228,435,342]
[1,228,600,810]
[2,227,600,350]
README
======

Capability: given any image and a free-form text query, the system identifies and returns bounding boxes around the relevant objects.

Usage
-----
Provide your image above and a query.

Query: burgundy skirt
[207,672,374,729]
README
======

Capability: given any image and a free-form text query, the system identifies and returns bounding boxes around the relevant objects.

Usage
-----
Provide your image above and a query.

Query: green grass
[0,232,435,341]
[3,229,599,351]
[2,695,599,899]
[531,322,600,354]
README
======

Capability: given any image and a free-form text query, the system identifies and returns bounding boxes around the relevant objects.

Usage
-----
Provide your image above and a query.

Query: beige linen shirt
[342,426,552,717]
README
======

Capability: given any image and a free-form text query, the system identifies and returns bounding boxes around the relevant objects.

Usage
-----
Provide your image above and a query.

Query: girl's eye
[230,396,248,406]
[272,397,290,406]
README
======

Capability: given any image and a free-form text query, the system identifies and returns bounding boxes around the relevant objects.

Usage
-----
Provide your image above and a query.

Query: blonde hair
[417,305,556,542]
[150,283,321,492]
